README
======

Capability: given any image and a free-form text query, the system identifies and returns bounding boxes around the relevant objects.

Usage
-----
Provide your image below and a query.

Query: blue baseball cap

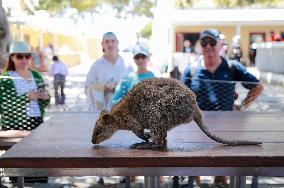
[200,29,220,41]
[133,44,149,57]
[102,32,117,41]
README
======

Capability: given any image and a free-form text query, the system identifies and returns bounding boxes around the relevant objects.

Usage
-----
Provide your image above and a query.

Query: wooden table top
[1,111,284,176]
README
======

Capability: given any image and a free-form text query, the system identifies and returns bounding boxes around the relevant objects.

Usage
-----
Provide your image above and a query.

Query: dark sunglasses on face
[14,54,31,60]
[134,54,147,60]
[200,40,217,48]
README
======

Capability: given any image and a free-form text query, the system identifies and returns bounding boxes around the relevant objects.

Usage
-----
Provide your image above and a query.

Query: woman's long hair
[5,55,15,71]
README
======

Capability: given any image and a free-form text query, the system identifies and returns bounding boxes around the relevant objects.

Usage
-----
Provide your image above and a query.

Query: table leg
[125,176,131,188]
[237,176,246,188]
[187,176,194,188]
[251,176,258,188]
[17,177,24,188]
[230,176,236,188]
[230,176,246,188]
[144,176,160,188]
[173,176,179,188]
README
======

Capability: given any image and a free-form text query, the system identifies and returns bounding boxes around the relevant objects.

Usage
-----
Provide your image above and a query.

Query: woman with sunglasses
[0,41,50,131]
[111,44,155,105]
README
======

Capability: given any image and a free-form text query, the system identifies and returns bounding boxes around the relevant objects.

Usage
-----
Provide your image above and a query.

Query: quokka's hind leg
[130,127,167,149]
[133,129,150,142]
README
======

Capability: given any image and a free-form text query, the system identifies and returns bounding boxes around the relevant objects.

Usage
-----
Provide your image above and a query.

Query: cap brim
[200,34,218,41]
[133,52,148,57]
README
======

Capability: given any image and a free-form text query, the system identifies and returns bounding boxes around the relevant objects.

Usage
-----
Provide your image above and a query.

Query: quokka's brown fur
[92,78,261,149]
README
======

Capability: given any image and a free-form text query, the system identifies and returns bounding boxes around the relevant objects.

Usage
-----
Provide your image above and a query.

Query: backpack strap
[226,59,239,100]
[227,59,238,81]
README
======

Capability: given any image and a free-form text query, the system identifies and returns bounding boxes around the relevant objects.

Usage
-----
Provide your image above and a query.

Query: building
[151,0,284,72]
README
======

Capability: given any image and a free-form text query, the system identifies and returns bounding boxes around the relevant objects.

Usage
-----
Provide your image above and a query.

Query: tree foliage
[175,0,195,9]
[140,20,152,38]
[214,0,279,8]
[174,0,279,9]
[36,0,155,17]
[35,0,280,17]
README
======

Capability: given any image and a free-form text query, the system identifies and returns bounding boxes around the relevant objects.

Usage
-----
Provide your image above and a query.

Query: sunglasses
[200,40,217,48]
[134,54,147,60]
[14,54,31,60]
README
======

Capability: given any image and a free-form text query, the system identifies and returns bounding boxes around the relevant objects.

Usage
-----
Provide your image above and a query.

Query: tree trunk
[0,4,11,72]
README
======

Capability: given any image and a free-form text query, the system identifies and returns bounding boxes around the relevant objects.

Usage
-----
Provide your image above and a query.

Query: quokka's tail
[193,109,261,145]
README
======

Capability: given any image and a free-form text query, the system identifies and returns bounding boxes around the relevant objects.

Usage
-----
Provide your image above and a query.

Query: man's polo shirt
[189,57,259,111]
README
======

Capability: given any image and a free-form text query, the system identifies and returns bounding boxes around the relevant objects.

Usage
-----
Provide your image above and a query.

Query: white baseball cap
[8,41,31,54]
[133,44,149,57]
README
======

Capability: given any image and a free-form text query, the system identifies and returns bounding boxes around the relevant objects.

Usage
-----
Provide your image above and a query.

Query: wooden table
[0,111,284,188]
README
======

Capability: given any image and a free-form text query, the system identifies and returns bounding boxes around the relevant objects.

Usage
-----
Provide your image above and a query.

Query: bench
[0,130,29,150]
[0,130,29,187]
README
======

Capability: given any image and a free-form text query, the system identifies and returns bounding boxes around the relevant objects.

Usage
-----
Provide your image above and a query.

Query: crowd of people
[0,29,264,186]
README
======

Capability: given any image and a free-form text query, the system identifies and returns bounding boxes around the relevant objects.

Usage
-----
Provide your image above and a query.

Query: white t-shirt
[49,61,68,76]
[85,55,130,112]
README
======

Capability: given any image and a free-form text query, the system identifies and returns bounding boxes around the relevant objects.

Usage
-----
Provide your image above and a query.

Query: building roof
[171,9,284,26]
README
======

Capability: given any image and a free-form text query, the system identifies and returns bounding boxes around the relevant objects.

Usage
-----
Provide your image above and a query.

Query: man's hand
[234,82,264,111]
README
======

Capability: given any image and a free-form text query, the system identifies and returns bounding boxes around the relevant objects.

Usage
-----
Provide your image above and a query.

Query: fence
[1,74,284,127]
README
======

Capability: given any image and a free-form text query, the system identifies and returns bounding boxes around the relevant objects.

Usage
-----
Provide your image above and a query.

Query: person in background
[112,44,155,105]
[49,55,68,105]
[183,29,263,186]
[183,39,193,53]
[169,65,181,80]
[112,44,154,184]
[219,33,228,59]
[85,32,131,184]
[184,29,263,111]
[30,46,48,72]
[0,41,50,130]
[85,32,130,113]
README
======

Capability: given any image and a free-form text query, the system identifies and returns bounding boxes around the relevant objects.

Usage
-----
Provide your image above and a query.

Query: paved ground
[2,176,284,188]
[2,61,284,187]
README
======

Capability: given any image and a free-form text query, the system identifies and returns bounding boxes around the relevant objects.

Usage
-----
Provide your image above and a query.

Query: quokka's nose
[91,138,96,144]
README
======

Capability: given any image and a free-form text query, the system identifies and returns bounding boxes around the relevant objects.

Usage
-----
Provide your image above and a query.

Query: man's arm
[234,82,264,111]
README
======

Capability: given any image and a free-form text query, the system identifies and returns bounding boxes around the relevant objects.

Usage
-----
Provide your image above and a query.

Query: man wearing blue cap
[85,32,131,112]
[183,29,263,111]
[183,29,264,185]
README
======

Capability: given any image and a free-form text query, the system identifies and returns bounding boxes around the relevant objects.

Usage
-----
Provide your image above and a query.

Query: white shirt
[49,61,68,76]
[85,55,130,112]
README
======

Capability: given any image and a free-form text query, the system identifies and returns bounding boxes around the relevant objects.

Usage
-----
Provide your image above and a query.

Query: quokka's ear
[101,110,107,114]
[100,110,108,117]
[102,113,114,124]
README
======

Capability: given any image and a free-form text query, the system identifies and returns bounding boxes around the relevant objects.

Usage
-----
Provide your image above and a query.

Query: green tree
[140,21,152,38]
[215,0,279,8]
[175,0,195,9]
[174,0,279,9]
[35,0,280,17]
[36,0,155,17]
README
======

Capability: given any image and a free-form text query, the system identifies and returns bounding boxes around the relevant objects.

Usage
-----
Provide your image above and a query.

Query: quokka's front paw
[130,142,151,149]
[141,132,151,142]
[144,132,151,139]
[130,142,165,149]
